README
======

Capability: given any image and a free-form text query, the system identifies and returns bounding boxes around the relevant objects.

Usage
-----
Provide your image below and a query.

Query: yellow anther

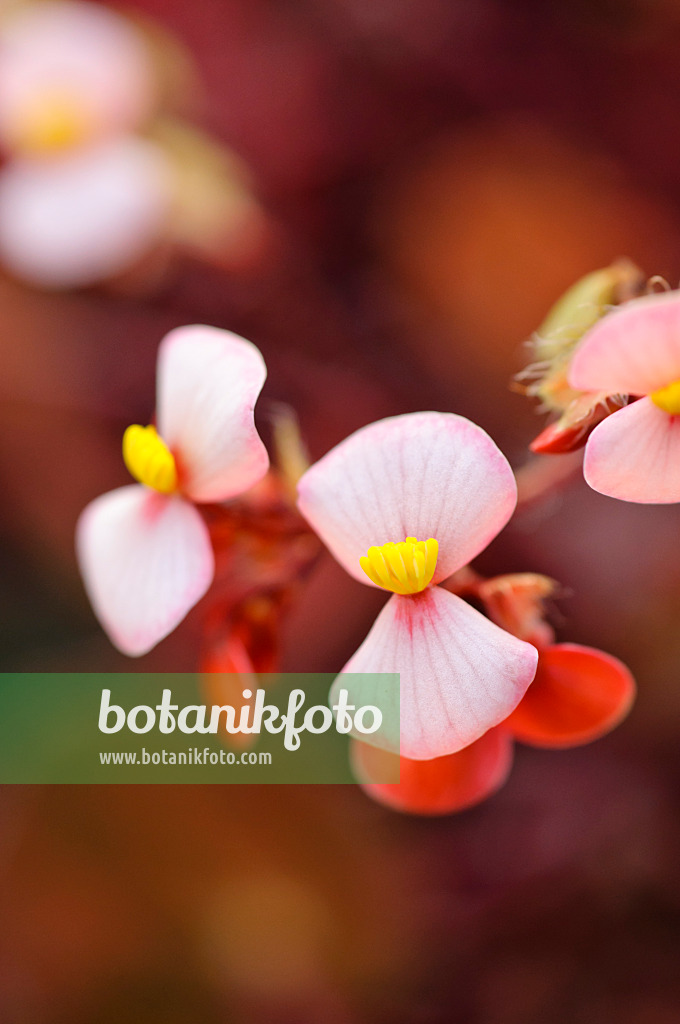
[122,425,178,494]
[14,94,91,154]
[360,537,438,595]
[650,380,680,416]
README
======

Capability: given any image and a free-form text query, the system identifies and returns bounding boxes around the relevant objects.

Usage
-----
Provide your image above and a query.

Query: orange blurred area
[376,120,680,380]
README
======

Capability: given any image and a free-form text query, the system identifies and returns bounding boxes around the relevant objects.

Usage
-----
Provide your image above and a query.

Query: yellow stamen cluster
[122,425,178,494]
[650,381,680,416]
[360,537,438,595]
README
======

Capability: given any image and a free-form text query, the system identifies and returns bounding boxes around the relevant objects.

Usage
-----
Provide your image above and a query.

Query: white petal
[0,137,172,288]
[297,411,517,586]
[156,325,269,503]
[583,397,680,503]
[76,485,214,656]
[331,586,538,760]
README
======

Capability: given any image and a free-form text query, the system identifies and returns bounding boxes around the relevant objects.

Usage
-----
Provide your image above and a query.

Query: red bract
[201,595,282,678]
[199,593,286,751]
[529,394,628,455]
[355,642,635,815]
[529,418,591,455]
[200,642,259,753]
[477,572,556,649]
[505,642,636,748]
[350,728,512,817]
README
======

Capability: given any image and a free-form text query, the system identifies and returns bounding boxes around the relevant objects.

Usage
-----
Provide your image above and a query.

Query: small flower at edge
[517,260,644,454]
[568,289,680,502]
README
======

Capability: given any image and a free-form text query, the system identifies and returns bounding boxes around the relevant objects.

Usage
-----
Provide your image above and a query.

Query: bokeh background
[2,0,680,1021]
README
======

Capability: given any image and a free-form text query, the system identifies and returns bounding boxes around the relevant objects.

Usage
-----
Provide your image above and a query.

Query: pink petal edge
[76,485,214,656]
[569,291,680,397]
[156,325,269,504]
[583,397,680,503]
[297,411,517,587]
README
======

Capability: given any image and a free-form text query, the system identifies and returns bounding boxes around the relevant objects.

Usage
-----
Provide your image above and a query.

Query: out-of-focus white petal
[297,412,517,586]
[0,0,155,149]
[583,397,680,503]
[331,586,538,760]
[569,292,680,397]
[156,325,269,503]
[76,485,214,656]
[0,137,172,288]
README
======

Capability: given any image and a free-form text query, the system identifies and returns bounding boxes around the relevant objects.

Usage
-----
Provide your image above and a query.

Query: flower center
[123,425,178,494]
[650,381,680,415]
[15,94,92,153]
[360,537,438,595]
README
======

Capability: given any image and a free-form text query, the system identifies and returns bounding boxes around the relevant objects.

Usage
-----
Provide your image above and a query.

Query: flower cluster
[78,321,640,815]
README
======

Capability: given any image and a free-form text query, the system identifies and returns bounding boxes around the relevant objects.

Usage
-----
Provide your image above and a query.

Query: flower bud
[477,572,558,649]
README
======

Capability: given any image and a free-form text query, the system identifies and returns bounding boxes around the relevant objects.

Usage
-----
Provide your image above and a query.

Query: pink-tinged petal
[0,137,171,288]
[506,643,635,748]
[333,586,538,760]
[156,325,269,503]
[583,397,680,503]
[76,485,214,656]
[0,1,155,149]
[568,292,680,397]
[297,412,517,587]
[350,728,513,816]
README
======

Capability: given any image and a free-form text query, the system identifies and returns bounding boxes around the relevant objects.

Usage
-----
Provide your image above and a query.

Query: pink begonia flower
[0,136,172,288]
[569,290,680,503]
[0,0,156,155]
[296,413,539,760]
[77,326,269,656]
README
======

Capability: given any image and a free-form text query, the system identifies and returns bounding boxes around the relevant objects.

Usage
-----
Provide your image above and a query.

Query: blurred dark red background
[1,1,680,1021]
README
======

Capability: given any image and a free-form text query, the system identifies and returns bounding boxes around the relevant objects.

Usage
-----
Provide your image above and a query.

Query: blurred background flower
[1,0,680,1021]
[0,0,270,289]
